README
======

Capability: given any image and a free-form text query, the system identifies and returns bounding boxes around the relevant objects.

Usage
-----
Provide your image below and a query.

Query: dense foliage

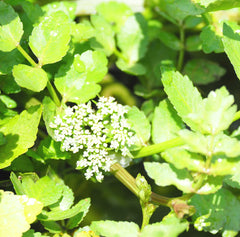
[1,0,240,236]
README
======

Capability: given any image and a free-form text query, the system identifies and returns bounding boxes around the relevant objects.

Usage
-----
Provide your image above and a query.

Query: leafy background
[1,0,240,236]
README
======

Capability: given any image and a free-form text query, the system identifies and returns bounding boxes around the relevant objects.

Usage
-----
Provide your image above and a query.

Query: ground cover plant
[2,0,240,236]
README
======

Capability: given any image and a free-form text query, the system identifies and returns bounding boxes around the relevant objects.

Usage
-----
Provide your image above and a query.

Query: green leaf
[144,162,194,193]
[0,74,21,94]
[40,221,62,233]
[38,198,90,221]
[126,106,151,145]
[152,99,184,144]
[190,87,236,135]
[183,58,225,85]
[96,1,133,32]
[0,105,42,168]
[0,48,24,75]
[193,0,240,11]
[91,221,139,237]
[179,130,240,157]
[222,21,240,80]
[141,213,188,237]
[42,96,58,138]
[42,1,77,21]
[10,172,26,195]
[17,195,43,224]
[7,155,34,172]
[157,0,204,21]
[144,162,222,194]
[54,50,107,103]
[0,132,5,145]
[162,69,203,132]
[29,11,71,65]
[117,13,148,64]
[116,59,146,75]
[0,95,17,108]
[162,148,205,172]
[21,175,63,206]
[71,21,95,43]
[0,2,23,51]
[190,188,240,234]
[200,25,224,53]
[158,30,181,51]
[37,137,70,160]
[0,190,30,237]
[90,14,115,56]
[185,35,202,52]
[13,64,48,92]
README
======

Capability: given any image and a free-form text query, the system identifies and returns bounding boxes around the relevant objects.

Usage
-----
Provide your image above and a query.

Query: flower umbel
[50,97,139,182]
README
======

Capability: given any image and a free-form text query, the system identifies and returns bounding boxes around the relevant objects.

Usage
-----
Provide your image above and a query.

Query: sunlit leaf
[0,2,23,51]
[13,64,48,92]
[29,11,71,65]
[0,105,42,168]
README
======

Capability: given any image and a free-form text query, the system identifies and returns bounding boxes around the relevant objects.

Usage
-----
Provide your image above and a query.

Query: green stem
[16,44,38,67]
[177,23,185,72]
[17,44,61,107]
[46,81,61,107]
[133,137,184,158]
[113,49,128,62]
[110,162,139,196]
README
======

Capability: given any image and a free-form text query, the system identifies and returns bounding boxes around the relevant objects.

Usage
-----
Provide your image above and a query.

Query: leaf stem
[177,22,185,72]
[113,49,128,62]
[46,81,61,107]
[132,137,184,158]
[16,44,38,67]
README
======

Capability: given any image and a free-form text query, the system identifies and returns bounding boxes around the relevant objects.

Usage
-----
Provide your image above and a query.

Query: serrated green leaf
[144,162,194,193]
[183,58,225,85]
[117,13,148,65]
[0,48,24,75]
[0,190,30,237]
[90,14,115,56]
[38,198,90,221]
[0,105,42,168]
[144,162,222,194]
[179,130,240,157]
[192,86,236,134]
[96,1,133,32]
[162,69,203,132]
[162,148,205,172]
[0,2,23,51]
[42,1,77,21]
[190,188,240,234]
[21,1,43,24]
[0,132,5,145]
[193,0,240,11]
[91,221,139,237]
[0,74,21,94]
[200,25,224,53]
[126,106,151,145]
[152,99,184,144]
[13,64,48,92]
[141,213,188,237]
[157,0,204,21]
[37,137,70,160]
[21,176,63,206]
[29,11,71,65]
[222,21,240,80]
[55,50,107,103]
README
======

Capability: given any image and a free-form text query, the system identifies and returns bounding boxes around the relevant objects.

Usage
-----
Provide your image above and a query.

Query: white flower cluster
[50,97,139,182]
